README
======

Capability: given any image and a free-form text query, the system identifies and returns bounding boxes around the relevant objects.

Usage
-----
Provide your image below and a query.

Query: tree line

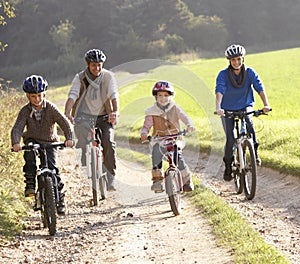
[1,0,300,86]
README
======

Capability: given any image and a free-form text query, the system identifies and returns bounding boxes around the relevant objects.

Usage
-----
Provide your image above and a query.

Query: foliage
[0,0,15,51]
[0,92,28,240]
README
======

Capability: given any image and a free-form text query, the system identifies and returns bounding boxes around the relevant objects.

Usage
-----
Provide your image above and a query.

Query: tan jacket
[141,101,194,136]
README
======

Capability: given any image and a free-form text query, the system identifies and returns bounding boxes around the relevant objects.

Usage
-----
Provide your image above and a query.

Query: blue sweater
[215,66,264,110]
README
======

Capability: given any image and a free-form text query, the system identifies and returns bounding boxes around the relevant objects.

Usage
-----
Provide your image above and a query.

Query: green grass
[0,93,29,241]
[191,179,289,264]
[112,48,300,177]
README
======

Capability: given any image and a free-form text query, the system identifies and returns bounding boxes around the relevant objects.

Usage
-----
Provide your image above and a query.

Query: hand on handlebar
[108,112,118,125]
[64,139,74,148]
[140,133,148,141]
[262,105,271,113]
[186,126,195,133]
[12,143,22,152]
[215,109,225,116]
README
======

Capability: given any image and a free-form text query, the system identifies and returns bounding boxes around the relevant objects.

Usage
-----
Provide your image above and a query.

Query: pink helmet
[152,80,174,96]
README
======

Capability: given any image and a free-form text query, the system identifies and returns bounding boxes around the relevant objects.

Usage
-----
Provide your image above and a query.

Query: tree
[0,0,15,51]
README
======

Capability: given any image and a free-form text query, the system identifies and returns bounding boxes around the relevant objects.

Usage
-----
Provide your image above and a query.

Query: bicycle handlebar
[214,108,272,118]
[12,142,66,152]
[74,114,109,125]
[146,130,187,143]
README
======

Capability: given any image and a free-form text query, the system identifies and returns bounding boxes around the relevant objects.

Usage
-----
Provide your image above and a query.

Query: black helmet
[225,44,246,59]
[23,75,48,93]
[85,49,106,63]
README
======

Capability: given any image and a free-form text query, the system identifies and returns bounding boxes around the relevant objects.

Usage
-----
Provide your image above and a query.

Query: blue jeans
[221,114,257,162]
[152,143,186,171]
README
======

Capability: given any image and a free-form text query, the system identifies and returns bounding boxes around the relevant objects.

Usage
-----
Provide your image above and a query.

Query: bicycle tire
[97,148,108,199]
[43,176,57,236]
[90,147,100,206]
[242,139,257,200]
[233,147,243,194]
[232,146,244,194]
[165,170,181,216]
[99,173,108,200]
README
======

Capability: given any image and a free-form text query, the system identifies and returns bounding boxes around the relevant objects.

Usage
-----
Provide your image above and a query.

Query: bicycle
[13,142,66,236]
[146,131,186,216]
[220,109,271,200]
[75,115,108,206]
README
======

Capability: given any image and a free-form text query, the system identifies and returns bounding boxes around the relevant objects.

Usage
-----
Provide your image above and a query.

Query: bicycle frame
[148,131,186,215]
[17,142,65,235]
[75,115,108,205]
[223,109,271,200]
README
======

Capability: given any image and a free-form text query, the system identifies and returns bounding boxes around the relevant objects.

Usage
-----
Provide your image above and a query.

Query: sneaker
[256,157,262,166]
[25,188,35,197]
[108,183,116,192]
[57,203,65,215]
[107,175,116,192]
[223,165,233,181]
[183,182,194,192]
[151,180,164,193]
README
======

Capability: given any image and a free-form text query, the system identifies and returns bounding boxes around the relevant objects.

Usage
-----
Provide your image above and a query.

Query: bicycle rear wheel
[43,176,57,236]
[90,147,100,206]
[165,170,181,216]
[242,139,257,200]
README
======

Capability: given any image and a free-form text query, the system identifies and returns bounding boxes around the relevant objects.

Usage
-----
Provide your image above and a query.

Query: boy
[140,80,195,193]
[11,75,74,214]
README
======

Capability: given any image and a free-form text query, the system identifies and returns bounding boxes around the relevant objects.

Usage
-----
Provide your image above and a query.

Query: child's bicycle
[221,109,271,200]
[13,142,66,236]
[147,131,186,216]
[75,115,108,206]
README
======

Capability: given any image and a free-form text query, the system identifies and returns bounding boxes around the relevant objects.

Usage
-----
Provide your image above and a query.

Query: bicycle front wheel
[165,170,181,216]
[43,176,57,236]
[233,147,243,194]
[242,139,257,200]
[97,149,108,199]
[90,147,100,206]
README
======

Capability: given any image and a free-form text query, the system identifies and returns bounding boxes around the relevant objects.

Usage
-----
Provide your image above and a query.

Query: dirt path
[0,142,299,263]
[0,148,234,264]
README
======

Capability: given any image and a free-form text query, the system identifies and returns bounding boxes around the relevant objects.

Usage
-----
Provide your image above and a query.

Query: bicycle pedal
[33,206,41,211]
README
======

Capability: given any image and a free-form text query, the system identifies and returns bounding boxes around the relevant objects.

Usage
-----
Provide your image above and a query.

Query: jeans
[152,142,186,171]
[74,114,116,176]
[221,114,257,162]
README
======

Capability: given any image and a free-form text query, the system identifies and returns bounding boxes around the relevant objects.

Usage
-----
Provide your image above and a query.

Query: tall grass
[0,93,28,240]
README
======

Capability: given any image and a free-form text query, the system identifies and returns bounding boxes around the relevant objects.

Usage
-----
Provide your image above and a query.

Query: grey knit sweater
[11,99,73,145]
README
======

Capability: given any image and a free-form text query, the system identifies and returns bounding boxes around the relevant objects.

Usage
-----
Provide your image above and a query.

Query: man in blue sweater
[215,44,271,181]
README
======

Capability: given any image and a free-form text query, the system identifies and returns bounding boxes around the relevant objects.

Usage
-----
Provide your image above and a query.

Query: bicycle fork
[237,138,245,174]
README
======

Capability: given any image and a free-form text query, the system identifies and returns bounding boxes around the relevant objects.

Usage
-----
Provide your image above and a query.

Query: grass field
[113,48,300,176]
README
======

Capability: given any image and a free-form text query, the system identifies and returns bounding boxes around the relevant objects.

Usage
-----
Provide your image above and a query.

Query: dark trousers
[23,139,59,175]
[221,114,257,162]
[74,115,116,176]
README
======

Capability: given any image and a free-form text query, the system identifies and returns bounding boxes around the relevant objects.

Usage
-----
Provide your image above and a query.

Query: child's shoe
[151,169,164,193]
[151,180,164,193]
[181,167,194,192]
[24,174,36,197]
